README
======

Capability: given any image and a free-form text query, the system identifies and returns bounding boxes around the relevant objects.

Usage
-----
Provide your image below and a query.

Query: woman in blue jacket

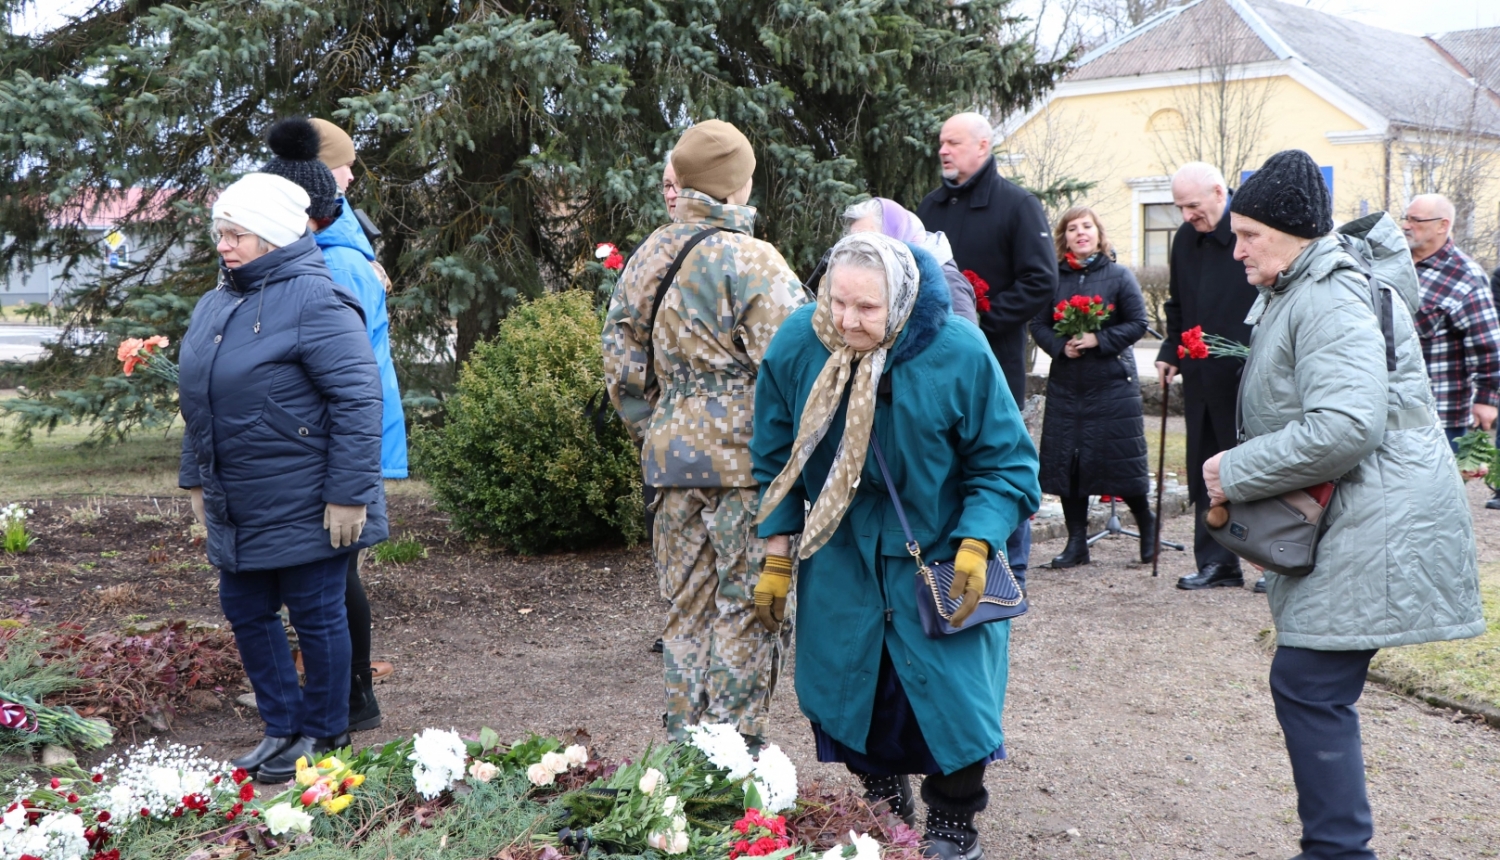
[180,172,388,783]
[262,116,405,734]
[750,233,1040,860]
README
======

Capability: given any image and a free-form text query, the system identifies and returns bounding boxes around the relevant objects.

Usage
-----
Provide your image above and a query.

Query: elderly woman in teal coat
[750,233,1040,860]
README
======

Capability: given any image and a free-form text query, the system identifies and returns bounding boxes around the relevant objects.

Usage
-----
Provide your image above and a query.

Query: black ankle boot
[256,732,352,784]
[1050,529,1090,568]
[1051,496,1090,569]
[231,734,298,776]
[856,772,916,827]
[348,669,382,732]
[920,790,986,860]
[1134,508,1157,564]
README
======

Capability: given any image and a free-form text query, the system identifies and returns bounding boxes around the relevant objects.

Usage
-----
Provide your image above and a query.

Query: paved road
[0,324,61,362]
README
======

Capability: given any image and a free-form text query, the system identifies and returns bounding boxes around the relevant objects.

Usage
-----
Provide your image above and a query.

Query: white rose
[668,831,690,855]
[468,761,499,783]
[662,795,679,816]
[527,763,556,787]
[264,802,313,836]
[564,744,589,767]
[540,751,569,775]
[672,815,687,833]
[647,831,669,851]
[638,767,663,795]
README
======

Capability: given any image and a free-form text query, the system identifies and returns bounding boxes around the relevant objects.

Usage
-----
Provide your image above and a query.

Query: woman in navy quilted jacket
[179,171,388,784]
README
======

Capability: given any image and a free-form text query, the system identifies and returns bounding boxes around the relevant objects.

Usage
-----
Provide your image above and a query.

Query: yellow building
[999,0,1500,268]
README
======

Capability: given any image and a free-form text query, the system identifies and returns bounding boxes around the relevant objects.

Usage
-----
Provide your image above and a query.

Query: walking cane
[1152,377,1171,577]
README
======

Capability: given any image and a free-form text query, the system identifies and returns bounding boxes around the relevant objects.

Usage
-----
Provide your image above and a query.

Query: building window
[1142,203,1181,267]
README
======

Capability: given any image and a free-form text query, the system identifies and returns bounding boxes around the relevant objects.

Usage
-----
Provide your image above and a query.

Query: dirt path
[5,492,1498,858]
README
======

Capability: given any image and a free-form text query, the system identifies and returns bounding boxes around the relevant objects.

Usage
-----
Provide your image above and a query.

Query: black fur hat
[1229,149,1332,239]
[261,117,341,222]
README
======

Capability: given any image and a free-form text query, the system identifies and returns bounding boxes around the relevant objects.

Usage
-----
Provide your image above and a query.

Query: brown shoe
[370,660,394,680]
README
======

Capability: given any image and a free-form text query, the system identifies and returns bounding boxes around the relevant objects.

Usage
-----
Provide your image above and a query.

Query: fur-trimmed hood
[889,243,952,366]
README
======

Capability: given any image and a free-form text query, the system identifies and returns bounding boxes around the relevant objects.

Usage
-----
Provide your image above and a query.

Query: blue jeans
[1269,646,1378,860]
[1006,518,1031,591]
[219,552,352,738]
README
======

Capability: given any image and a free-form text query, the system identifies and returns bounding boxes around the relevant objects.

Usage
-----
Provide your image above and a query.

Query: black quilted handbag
[868,434,1027,638]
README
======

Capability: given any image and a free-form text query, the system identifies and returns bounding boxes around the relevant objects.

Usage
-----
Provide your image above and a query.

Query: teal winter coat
[751,247,1041,773]
[1219,219,1485,651]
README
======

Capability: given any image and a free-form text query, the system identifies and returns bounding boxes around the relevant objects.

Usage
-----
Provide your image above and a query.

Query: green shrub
[413,291,643,554]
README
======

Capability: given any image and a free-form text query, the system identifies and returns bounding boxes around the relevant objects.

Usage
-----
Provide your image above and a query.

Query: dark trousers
[1005,519,1031,590]
[220,552,352,739]
[1269,646,1378,860]
[1186,398,1241,570]
[345,552,372,676]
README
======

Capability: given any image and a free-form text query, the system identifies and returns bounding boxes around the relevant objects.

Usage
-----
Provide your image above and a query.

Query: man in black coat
[917,111,1058,582]
[1153,162,1262,592]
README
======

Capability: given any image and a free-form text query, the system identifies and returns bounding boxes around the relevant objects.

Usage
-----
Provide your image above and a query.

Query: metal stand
[1086,496,1185,551]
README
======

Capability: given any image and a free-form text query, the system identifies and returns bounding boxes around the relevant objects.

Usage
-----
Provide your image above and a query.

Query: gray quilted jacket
[1219,215,1485,651]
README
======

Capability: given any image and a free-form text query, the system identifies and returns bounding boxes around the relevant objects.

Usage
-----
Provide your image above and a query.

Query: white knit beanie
[211,172,311,249]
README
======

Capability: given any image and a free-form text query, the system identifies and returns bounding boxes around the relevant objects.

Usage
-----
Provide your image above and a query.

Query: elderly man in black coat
[1153,162,1262,592]
[917,111,1056,582]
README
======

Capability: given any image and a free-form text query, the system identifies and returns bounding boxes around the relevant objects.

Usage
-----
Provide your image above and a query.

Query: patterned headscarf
[757,233,922,558]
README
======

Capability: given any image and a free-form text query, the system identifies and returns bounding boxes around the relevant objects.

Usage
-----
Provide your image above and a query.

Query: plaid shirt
[1414,239,1500,428]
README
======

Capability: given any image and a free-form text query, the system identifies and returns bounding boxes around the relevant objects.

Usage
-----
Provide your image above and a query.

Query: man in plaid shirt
[1404,194,1500,450]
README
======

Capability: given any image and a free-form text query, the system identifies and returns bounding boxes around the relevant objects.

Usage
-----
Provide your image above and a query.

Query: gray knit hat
[1229,149,1332,239]
[261,117,341,222]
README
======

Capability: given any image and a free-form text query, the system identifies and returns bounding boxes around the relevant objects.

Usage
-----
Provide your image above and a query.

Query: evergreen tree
[0,0,1064,441]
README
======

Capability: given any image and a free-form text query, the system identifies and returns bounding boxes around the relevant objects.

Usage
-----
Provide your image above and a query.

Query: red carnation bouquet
[1176,325,1249,360]
[1052,294,1113,338]
[729,808,790,859]
[961,270,991,313]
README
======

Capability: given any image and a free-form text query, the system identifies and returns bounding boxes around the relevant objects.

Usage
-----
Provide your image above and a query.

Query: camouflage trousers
[652,487,791,744]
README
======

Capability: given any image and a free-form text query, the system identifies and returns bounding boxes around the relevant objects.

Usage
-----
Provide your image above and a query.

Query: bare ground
[3,486,1498,859]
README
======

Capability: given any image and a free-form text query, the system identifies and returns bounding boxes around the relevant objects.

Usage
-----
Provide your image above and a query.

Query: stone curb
[1365,670,1500,730]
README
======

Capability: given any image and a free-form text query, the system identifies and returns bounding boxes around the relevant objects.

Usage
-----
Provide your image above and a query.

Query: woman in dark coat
[179,172,388,783]
[1028,207,1151,568]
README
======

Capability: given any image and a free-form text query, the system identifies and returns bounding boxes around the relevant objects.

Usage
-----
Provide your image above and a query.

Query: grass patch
[1143,427,1189,486]
[0,414,184,497]
[371,536,427,565]
[0,413,429,500]
[1371,561,1500,711]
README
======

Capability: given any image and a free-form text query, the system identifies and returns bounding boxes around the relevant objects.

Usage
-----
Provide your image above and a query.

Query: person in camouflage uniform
[602,120,807,744]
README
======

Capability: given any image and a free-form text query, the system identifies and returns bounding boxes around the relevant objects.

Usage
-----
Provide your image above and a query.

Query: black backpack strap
[644,228,723,368]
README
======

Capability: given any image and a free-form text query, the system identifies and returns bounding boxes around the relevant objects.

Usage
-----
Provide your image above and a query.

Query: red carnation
[962,269,992,313]
[1093,294,1103,303]
[1053,312,1064,321]
[239,782,255,801]
[604,251,625,271]
[232,767,250,784]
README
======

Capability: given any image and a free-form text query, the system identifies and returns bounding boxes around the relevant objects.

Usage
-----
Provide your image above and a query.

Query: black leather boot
[920,772,987,860]
[256,732,351,784]
[348,669,382,732]
[856,772,916,828]
[231,735,298,776]
[1050,496,1091,569]
[1128,501,1157,564]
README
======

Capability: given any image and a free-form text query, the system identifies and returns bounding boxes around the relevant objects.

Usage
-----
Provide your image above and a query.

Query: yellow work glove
[753,554,793,633]
[188,487,205,526]
[323,503,367,549]
[949,538,989,628]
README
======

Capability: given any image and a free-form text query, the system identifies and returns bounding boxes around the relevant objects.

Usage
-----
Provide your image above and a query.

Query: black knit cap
[1229,149,1333,239]
[261,117,341,221]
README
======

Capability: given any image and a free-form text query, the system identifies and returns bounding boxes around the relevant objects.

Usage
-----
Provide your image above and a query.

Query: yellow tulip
[295,762,320,787]
[317,756,343,771]
[322,794,354,815]
[341,773,366,791]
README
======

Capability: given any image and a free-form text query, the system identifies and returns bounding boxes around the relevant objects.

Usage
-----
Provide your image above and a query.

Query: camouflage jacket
[603,189,807,488]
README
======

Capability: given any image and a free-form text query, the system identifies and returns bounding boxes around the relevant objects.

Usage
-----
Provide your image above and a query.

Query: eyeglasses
[1399,215,1444,225]
[211,228,253,246]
